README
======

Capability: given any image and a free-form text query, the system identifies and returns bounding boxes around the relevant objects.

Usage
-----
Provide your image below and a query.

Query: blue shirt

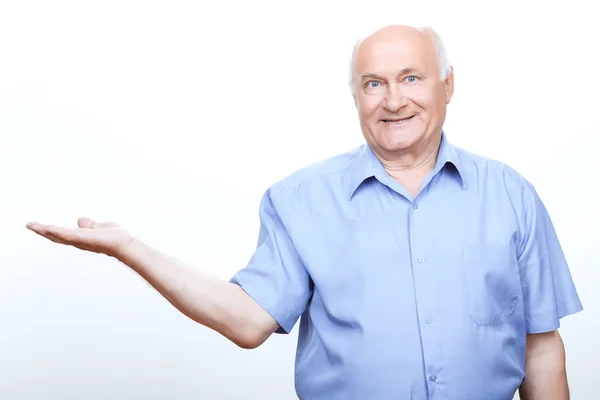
[229,132,583,400]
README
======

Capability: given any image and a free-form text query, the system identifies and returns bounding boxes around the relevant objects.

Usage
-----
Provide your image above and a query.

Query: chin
[376,130,424,152]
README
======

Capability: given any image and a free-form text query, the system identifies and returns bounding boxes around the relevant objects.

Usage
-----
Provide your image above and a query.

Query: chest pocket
[461,244,520,326]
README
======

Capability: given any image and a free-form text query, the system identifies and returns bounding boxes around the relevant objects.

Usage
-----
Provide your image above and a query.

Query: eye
[405,76,418,83]
[367,80,380,88]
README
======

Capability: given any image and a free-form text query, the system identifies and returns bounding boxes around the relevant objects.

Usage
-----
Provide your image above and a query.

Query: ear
[444,66,455,104]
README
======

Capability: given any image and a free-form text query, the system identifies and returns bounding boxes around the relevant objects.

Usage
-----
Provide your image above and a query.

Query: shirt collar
[347,131,466,200]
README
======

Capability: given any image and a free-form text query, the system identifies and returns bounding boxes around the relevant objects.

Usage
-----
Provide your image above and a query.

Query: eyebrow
[360,65,421,82]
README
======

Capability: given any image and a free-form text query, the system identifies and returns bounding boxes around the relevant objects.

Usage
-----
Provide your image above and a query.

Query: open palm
[26,217,133,258]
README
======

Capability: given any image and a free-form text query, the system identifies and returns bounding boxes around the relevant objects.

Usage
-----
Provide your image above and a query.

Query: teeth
[386,119,409,123]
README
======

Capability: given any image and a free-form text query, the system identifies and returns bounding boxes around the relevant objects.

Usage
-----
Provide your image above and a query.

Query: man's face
[352,27,454,156]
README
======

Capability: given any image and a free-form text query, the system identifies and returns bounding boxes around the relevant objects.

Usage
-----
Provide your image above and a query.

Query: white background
[1,1,597,399]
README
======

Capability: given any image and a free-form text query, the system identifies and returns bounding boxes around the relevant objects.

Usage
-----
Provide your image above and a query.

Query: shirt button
[412,203,419,209]
[418,257,425,263]
[429,375,437,382]
[425,317,432,324]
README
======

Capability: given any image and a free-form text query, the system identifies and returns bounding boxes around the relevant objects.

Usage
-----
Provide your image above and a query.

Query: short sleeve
[229,185,312,334]
[517,181,583,333]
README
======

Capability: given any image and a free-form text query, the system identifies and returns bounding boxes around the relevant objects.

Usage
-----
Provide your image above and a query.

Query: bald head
[349,25,450,92]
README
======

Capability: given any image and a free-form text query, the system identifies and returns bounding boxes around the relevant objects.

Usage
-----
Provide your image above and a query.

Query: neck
[375,133,442,180]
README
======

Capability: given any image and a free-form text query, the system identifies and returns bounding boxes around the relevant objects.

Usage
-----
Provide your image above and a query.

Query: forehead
[356,33,435,76]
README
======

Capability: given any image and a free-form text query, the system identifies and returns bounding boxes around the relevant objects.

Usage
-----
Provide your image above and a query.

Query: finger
[26,223,96,250]
[28,222,88,239]
[26,222,46,234]
[43,231,70,245]
[78,217,96,229]
[78,217,120,229]
[27,223,70,245]
[43,225,77,241]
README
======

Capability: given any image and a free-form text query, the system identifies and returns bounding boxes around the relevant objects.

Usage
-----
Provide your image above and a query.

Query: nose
[382,84,407,113]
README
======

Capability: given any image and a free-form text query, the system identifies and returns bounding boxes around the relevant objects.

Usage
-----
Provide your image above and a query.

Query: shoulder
[266,144,363,197]
[454,145,534,194]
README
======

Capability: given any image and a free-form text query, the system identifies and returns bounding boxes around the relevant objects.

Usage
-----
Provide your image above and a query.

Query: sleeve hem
[229,279,298,334]
[526,301,583,334]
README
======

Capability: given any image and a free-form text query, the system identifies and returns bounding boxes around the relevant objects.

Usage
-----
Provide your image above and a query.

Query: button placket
[409,196,441,393]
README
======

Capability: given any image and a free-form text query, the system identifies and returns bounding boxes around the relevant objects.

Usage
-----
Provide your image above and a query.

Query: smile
[382,116,415,124]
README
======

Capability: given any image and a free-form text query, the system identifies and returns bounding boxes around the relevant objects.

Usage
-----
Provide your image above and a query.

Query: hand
[26,217,134,259]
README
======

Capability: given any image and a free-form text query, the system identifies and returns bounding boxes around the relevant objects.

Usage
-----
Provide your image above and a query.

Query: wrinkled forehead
[356,34,436,78]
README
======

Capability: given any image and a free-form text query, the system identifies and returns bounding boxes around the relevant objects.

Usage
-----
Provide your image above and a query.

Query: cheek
[358,96,381,120]
[407,88,443,114]
[407,88,431,106]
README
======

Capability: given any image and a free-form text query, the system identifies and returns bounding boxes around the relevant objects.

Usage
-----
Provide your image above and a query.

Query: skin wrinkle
[351,25,454,196]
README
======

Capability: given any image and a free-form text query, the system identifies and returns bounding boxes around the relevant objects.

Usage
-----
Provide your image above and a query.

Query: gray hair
[348,25,451,92]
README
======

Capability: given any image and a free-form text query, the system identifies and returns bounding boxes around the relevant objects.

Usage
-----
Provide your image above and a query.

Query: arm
[513,180,583,399]
[26,218,279,349]
[117,238,279,349]
[519,330,570,400]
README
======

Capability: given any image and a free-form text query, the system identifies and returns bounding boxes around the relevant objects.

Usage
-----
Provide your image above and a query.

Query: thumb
[78,217,96,228]
[78,217,121,229]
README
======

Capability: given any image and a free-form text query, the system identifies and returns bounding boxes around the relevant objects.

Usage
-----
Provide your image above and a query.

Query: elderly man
[27,25,582,399]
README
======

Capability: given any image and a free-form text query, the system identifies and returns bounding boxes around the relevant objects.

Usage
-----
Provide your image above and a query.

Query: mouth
[381,115,415,124]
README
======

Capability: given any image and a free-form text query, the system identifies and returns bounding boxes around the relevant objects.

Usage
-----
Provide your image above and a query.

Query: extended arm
[26,218,279,349]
